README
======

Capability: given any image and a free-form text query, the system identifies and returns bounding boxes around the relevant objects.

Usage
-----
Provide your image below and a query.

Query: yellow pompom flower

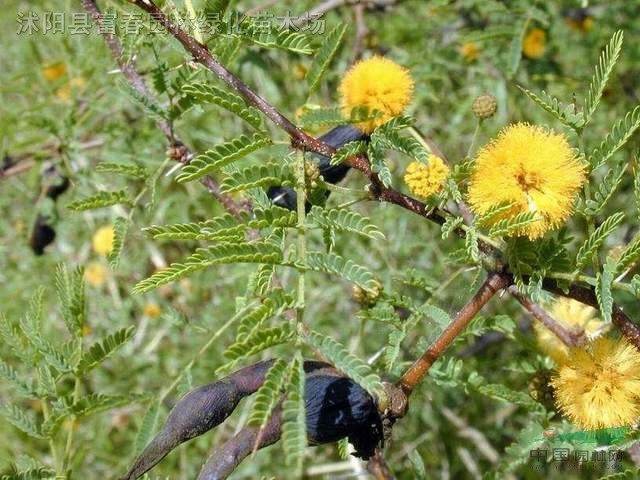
[522,28,547,59]
[534,298,604,364]
[552,337,640,429]
[460,42,480,62]
[92,225,115,255]
[404,157,450,198]
[143,303,162,319]
[467,123,586,240]
[339,56,414,133]
[42,62,67,81]
[84,262,108,287]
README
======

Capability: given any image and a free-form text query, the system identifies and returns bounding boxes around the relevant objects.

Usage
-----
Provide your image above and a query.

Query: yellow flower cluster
[144,303,162,319]
[42,62,67,81]
[534,298,604,364]
[467,123,586,240]
[339,56,414,133]
[460,42,480,62]
[523,28,546,59]
[552,337,640,430]
[92,225,115,255]
[84,262,108,287]
[404,157,450,198]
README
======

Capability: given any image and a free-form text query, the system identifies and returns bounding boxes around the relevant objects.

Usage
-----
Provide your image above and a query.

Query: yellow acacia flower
[339,56,414,133]
[92,225,115,255]
[460,42,480,62]
[467,123,586,240]
[404,157,450,198]
[522,28,547,59]
[84,261,108,287]
[534,298,605,364]
[143,302,162,319]
[552,337,640,429]
[42,62,67,81]
[55,76,87,103]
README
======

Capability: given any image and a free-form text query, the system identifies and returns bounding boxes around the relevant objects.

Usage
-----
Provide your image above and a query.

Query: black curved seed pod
[29,215,56,256]
[120,360,277,480]
[304,375,383,460]
[267,125,368,211]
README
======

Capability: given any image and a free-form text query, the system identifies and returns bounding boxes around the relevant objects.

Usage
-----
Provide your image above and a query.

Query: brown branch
[397,272,510,398]
[508,286,586,348]
[367,449,396,480]
[81,0,247,217]
[543,279,640,349]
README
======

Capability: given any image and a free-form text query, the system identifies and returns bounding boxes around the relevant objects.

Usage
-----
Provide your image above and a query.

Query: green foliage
[75,326,135,374]
[589,105,640,170]
[220,163,295,193]
[305,330,384,400]
[582,164,626,215]
[95,162,149,180]
[584,30,624,125]
[303,252,378,293]
[307,206,384,241]
[133,241,284,294]
[517,86,584,130]
[575,212,624,270]
[306,24,349,94]
[108,217,129,268]
[66,190,131,211]
[330,140,368,166]
[180,82,263,130]
[596,257,617,323]
[248,359,288,429]
[235,20,313,55]
[281,354,307,474]
[177,134,271,183]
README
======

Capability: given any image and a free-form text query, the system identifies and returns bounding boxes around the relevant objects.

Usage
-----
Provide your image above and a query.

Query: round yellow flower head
[552,337,640,430]
[84,262,108,287]
[534,298,604,364]
[460,42,480,62]
[42,62,67,81]
[523,28,546,59]
[467,123,586,240]
[339,56,414,133]
[404,157,450,198]
[92,225,115,255]
[143,302,162,319]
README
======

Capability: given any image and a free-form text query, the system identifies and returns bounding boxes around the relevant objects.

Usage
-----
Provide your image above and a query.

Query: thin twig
[397,272,509,398]
[367,449,396,480]
[508,286,586,348]
[81,0,247,217]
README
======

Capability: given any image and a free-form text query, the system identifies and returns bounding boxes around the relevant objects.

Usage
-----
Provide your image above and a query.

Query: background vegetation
[1,0,640,479]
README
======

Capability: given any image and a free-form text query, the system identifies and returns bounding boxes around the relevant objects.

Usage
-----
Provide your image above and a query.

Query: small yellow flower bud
[92,225,115,255]
[84,261,108,287]
[472,94,497,119]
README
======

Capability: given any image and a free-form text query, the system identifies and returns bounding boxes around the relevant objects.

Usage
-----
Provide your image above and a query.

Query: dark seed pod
[123,360,384,480]
[267,125,368,211]
[29,214,56,255]
[45,176,70,200]
[121,360,277,480]
[305,374,383,460]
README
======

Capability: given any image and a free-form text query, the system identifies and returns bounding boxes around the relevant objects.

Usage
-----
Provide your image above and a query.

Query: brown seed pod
[122,360,384,480]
